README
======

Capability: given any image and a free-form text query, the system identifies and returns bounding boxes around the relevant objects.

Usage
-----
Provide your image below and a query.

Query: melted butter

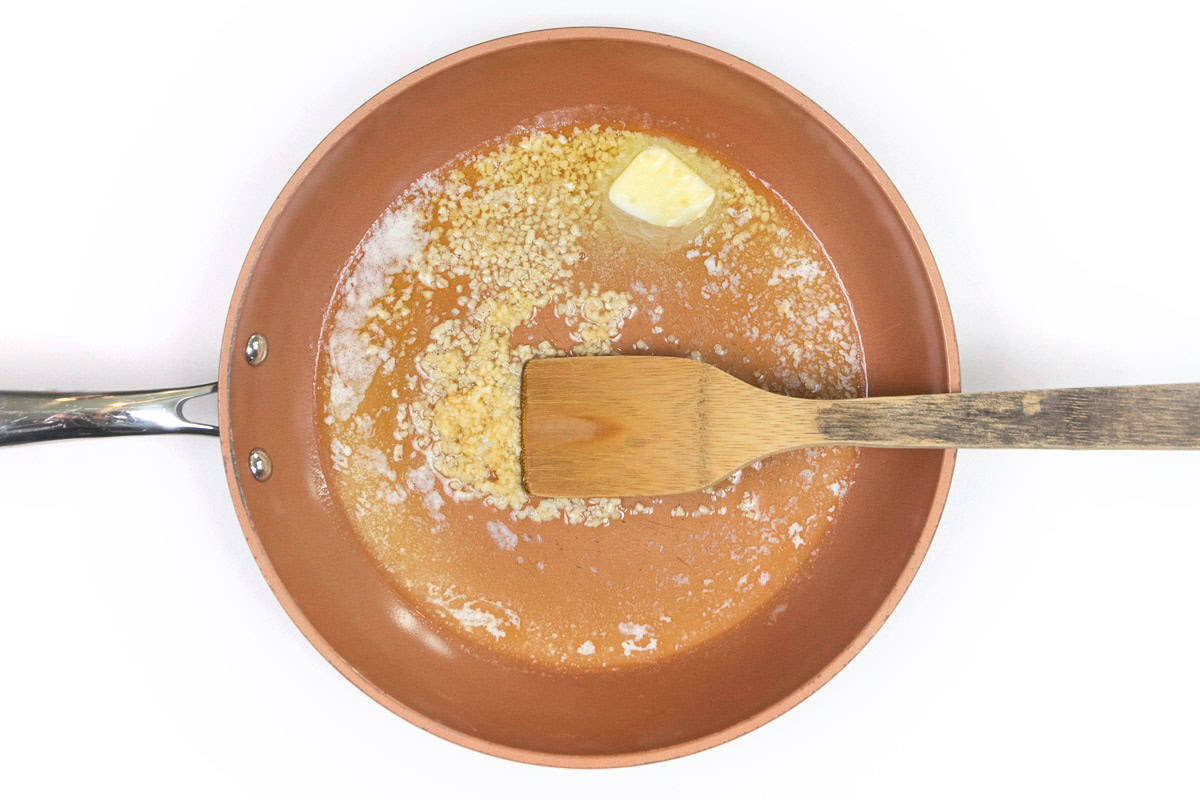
[318,117,865,670]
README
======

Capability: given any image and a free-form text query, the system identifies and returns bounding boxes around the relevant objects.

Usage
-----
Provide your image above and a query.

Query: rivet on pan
[244,333,268,366]
[248,448,273,481]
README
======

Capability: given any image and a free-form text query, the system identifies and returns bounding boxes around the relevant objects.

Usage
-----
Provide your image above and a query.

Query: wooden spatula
[520,355,1200,497]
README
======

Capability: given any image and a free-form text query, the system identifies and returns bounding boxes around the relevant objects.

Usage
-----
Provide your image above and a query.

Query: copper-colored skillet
[0,29,958,766]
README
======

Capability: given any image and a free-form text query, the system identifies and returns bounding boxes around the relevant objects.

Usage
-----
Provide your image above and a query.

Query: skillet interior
[219,29,958,766]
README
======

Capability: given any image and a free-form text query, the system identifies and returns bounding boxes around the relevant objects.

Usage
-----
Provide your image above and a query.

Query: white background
[2,1,1197,797]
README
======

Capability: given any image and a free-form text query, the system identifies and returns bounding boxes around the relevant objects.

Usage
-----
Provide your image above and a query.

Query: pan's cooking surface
[220,29,957,764]
[317,114,864,670]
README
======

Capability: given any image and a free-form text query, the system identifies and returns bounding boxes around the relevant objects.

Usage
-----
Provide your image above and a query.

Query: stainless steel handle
[0,384,218,446]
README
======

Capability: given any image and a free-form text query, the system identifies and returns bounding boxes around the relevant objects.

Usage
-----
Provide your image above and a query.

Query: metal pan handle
[0,384,218,446]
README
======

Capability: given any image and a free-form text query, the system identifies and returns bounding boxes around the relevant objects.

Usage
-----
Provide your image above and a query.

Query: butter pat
[607,147,715,228]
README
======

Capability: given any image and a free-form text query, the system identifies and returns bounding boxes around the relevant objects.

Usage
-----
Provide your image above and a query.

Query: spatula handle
[815,384,1200,449]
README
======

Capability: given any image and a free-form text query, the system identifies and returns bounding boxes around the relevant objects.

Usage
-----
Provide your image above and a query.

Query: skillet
[0,28,958,766]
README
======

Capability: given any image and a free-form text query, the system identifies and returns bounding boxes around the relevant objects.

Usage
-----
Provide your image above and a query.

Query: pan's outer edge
[216,26,961,768]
